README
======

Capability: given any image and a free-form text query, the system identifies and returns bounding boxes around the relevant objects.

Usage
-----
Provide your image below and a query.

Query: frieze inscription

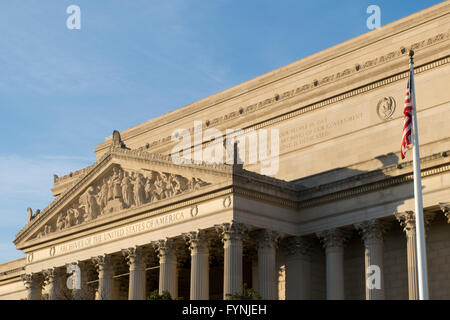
[55,209,187,256]
[280,112,364,151]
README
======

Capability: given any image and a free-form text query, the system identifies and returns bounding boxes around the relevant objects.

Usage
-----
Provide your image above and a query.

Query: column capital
[316,228,351,249]
[42,267,64,285]
[91,254,114,272]
[122,246,146,267]
[395,211,435,235]
[152,238,176,256]
[284,236,313,257]
[354,220,389,244]
[256,229,281,249]
[182,230,209,252]
[395,211,415,235]
[21,273,44,289]
[214,221,248,242]
[440,202,450,222]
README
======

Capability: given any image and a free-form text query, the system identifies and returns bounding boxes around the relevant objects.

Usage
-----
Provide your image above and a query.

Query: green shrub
[147,290,172,300]
[225,284,261,300]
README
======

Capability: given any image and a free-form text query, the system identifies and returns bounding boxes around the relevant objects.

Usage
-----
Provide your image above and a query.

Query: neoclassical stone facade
[1,1,450,300]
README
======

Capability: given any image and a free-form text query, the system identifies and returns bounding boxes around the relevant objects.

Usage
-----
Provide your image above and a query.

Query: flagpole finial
[409,50,415,59]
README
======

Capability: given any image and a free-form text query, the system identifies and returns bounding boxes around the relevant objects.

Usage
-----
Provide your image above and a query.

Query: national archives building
[1,2,450,300]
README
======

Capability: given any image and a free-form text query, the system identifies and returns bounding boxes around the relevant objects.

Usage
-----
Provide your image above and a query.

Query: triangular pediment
[15,147,234,247]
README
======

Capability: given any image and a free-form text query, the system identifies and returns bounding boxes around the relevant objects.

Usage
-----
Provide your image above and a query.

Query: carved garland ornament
[35,166,210,239]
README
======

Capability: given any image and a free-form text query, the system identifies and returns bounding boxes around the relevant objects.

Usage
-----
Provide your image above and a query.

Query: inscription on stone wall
[280,112,364,151]
[55,209,187,256]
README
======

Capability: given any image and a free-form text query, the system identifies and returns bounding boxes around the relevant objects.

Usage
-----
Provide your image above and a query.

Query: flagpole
[409,50,429,300]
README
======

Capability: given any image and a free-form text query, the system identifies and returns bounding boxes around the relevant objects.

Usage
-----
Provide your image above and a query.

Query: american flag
[401,76,413,160]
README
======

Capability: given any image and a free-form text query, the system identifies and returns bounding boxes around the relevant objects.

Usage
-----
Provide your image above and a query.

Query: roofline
[94,1,450,153]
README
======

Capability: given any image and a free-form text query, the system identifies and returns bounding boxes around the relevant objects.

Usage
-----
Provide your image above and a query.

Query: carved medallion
[190,205,198,217]
[223,196,232,208]
[376,97,396,121]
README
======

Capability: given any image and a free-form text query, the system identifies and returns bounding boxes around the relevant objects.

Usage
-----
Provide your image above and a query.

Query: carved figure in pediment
[65,210,74,228]
[98,178,109,212]
[144,178,154,203]
[161,173,173,198]
[69,207,83,225]
[79,187,98,220]
[112,167,123,199]
[83,186,100,221]
[189,178,200,191]
[37,224,52,239]
[56,213,65,231]
[133,173,146,206]
[121,173,134,208]
[153,175,164,200]
[107,176,114,201]
[170,174,182,195]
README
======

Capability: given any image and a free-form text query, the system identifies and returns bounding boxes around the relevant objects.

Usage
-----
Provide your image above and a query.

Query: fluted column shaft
[317,229,350,300]
[284,237,312,300]
[123,247,146,300]
[184,231,209,300]
[153,239,178,299]
[22,273,43,300]
[355,220,387,300]
[215,222,247,299]
[396,211,418,300]
[92,255,114,300]
[251,259,258,293]
[257,230,279,300]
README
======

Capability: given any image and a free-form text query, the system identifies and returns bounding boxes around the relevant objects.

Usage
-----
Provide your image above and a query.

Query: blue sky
[0,0,443,263]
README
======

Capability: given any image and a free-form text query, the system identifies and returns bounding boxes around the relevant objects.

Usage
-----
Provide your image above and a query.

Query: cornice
[298,151,450,208]
[110,147,233,175]
[233,187,298,209]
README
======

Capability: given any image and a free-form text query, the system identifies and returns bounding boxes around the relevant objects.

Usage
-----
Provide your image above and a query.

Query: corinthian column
[354,220,388,300]
[215,222,247,299]
[256,229,280,300]
[92,255,114,300]
[284,236,313,300]
[152,239,178,299]
[183,230,210,300]
[316,228,351,300]
[122,247,146,300]
[21,273,43,300]
[43,268,66,300]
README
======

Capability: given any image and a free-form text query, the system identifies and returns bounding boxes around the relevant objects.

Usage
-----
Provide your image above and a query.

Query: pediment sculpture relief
[35,167,210,239]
